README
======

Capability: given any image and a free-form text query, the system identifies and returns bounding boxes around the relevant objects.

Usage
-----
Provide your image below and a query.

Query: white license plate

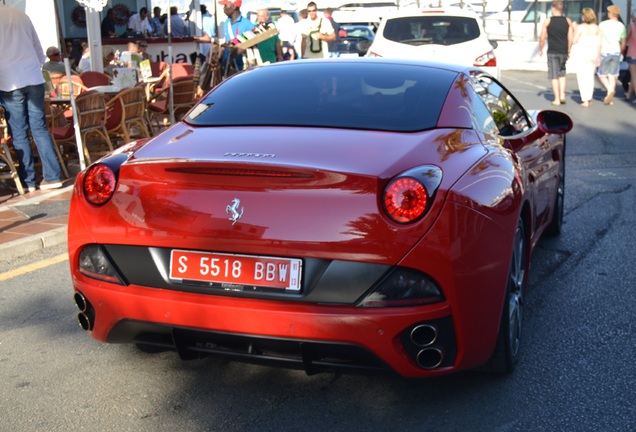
[169,250,302,291]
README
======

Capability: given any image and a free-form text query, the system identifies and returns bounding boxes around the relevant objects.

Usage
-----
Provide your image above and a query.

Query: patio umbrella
[53,0,105,171]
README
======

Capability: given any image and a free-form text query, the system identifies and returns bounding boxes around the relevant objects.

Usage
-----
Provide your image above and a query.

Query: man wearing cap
[219,0,253,73]
[598,5,627,105]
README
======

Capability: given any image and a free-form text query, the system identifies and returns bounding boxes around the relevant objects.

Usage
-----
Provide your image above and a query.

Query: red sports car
[68,59,572,378]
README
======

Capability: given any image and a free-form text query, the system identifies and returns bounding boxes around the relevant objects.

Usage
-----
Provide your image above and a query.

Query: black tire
[486,220,527,374]
[545,153,565,236]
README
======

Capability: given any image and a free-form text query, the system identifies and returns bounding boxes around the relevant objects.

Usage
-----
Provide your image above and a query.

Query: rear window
[383,16,480,45]
[185,62,456,132]
[341,26,375,38]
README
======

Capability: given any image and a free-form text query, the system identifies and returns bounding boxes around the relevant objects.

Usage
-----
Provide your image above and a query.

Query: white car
[366,7,499,79]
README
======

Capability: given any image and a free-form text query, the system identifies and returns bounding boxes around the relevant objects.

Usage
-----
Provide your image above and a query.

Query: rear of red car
[68,61,523,377]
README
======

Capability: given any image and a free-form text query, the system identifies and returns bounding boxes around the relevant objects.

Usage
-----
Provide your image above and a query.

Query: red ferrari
[68,59,572,378]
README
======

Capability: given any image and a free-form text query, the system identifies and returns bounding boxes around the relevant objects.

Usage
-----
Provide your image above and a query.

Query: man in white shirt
[301,2,335,59]
[277,10,296,44]
[0,5,63,191]
[128,7,152,36]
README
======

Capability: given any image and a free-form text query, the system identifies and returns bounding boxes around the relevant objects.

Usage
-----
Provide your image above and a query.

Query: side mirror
[536,110,573,134]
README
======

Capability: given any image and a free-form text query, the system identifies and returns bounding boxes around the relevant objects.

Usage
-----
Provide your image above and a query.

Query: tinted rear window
[383,16,480,45]
[186,62,456,132]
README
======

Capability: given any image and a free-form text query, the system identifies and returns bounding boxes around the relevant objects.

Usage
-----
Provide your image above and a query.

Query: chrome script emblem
[226,198,244,225]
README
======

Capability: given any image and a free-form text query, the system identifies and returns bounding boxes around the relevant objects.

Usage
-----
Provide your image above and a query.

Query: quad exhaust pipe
[74,292,95,331]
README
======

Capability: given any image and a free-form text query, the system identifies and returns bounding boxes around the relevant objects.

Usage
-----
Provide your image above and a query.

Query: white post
[167,5,175,126]
[73,0,108,168]
[86,6,104,73]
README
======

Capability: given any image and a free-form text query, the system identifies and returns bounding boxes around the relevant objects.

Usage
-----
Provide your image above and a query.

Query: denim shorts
[547,53,567,80]
[598,54,621,76]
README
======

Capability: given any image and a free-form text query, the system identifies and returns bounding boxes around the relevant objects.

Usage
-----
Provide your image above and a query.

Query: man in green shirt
[255,9,282,64]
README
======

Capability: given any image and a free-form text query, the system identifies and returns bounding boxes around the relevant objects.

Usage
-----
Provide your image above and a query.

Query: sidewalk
[0,179,74,261]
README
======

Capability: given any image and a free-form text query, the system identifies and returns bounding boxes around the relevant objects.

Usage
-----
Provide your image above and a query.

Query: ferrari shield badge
[226,198,244,225]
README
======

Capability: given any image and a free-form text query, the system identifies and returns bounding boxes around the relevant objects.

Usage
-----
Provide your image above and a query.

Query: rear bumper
[72,277,461,378]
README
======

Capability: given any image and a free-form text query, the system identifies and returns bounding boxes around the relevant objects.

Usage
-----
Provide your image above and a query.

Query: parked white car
[483,7,547,41]
[366,7,499,79]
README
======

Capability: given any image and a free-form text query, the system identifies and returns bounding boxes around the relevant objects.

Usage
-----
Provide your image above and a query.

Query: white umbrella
[53,0,107,170]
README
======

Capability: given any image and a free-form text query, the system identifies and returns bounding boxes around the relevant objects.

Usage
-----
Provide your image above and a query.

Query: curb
[0,226,68,261]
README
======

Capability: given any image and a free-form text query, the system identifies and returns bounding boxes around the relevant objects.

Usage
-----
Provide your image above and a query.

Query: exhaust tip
[416,347,444,369]
[410,324,437,347]
[77,312,94,331]
[74,292,88,312]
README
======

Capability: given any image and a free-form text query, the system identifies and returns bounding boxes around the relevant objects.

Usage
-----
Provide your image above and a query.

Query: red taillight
[383,177,428,223]
[83,164,117,206]
[474,50,497,67]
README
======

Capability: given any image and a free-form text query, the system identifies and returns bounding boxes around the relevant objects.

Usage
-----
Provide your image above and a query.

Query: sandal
[604,91,615,105]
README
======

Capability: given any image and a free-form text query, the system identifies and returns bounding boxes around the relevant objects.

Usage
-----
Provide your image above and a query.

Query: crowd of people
[540,1,634,108]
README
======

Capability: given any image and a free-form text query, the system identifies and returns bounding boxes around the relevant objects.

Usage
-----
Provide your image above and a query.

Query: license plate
[169,250,302,291]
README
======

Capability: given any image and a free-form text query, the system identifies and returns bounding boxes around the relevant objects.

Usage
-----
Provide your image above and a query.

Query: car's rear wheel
[545,155,565,236]
[486,220,527,374]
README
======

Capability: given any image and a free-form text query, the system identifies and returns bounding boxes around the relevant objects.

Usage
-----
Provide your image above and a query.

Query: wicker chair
[0,107,25,195]
[44,98,70,178]
[51,91,114,165]
[105,86,152,145]
[147,77,197,131]
[56,75,88,98]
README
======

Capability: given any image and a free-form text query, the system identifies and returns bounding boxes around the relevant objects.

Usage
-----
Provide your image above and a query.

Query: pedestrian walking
[573,8,601,107]
[598,5,627,105]
[539,1,574,106]
[621,11,636,102]
[0,4,63,192]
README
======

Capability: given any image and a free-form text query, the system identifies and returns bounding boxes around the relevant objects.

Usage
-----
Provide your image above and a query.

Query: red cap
[219,0,242,7]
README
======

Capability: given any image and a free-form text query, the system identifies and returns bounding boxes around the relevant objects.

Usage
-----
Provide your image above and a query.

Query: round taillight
[383,177,428,223]
[83,164,117,206]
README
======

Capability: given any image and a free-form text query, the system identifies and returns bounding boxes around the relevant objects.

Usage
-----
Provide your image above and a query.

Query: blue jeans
[0,84,61,187]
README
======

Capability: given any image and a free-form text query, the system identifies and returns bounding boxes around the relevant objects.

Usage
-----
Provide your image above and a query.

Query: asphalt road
[0,70,634,431]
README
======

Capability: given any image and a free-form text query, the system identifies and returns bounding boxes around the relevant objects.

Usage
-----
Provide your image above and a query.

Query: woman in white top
[573,8,601,107]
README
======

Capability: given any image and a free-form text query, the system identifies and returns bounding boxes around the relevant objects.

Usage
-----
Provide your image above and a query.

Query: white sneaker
[39,180,63,190]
